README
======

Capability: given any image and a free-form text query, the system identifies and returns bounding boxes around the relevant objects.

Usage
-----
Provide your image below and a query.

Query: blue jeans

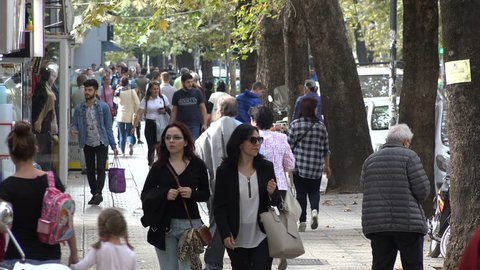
[293,173,321,223]
[155,218,203,270]
[117,122,136,153]
[0,259,61,269]
[186,124,201,140]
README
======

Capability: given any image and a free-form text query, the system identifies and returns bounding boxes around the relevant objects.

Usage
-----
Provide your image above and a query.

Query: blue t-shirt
[172,88,205,125]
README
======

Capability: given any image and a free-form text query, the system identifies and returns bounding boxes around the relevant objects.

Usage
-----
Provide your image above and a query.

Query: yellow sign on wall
[445,59,472,85]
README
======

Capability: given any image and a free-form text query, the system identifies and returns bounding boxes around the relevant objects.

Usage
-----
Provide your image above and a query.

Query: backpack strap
[45,171,55,187]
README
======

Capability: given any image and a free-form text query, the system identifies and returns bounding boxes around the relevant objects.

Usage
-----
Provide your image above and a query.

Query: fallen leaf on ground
[322,200,333,206]
[344,207,352,212]
[352,201,358,205]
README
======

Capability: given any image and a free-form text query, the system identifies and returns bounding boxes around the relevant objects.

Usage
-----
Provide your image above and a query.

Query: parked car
[434,90,449,191]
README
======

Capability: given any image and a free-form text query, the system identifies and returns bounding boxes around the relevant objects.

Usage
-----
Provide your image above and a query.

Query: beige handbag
[260,206,305,258]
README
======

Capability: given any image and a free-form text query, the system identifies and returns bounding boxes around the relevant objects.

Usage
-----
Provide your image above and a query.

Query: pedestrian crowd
[0,62,455,270]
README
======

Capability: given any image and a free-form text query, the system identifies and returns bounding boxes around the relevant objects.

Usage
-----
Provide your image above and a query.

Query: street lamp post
[389,0,398,126]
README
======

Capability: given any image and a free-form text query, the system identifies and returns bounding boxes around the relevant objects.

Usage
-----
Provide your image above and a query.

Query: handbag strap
[291,122,316,150]
[112,156,121,168]
[166,163,194,229]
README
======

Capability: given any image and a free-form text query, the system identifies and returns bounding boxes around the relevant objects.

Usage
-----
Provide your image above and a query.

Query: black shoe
[88,194,103,205]
[137,140,144,144]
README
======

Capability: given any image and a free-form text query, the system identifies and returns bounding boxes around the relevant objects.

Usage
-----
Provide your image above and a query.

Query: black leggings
[145,119,157,166]
[226,238,272,270]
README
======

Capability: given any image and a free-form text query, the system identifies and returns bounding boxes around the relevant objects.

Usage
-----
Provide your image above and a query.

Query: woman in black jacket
[214,124,280,270]
[140,122,209,270]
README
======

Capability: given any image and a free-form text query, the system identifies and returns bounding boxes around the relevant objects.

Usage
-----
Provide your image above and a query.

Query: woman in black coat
[214,124,280,270]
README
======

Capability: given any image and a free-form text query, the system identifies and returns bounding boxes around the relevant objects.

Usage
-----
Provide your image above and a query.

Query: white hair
[386,123,414,143]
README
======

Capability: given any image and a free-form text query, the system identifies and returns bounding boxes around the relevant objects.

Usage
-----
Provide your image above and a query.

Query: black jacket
[213,158,280,241]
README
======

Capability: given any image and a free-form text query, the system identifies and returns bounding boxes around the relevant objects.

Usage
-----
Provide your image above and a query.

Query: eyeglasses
[248,136,264,145]
[164,135,184,141]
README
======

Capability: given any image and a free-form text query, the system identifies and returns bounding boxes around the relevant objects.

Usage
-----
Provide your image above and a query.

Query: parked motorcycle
[0,201,70,270]
[428,174,451,258]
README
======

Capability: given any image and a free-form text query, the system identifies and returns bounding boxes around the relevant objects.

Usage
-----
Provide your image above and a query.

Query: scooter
[0,201,70,270]
[428,174,451,258]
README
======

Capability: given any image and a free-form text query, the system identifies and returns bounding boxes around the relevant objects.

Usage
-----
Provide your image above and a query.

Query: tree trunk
[441,1,480,268]
[239,52,257,92]
[200,57,214,86]
[256,12,285,103]
[296,0,372,192]
[284,0,309,119]
[399,0,438,218]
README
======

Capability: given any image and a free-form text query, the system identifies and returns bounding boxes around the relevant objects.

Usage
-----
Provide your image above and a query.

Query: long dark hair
[154,122,197,167]
[144,81,161,115]
[299,97,318,121]
[223,124,264,166]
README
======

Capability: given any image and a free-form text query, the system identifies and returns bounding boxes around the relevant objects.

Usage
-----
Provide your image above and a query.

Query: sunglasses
[248,136,264,145]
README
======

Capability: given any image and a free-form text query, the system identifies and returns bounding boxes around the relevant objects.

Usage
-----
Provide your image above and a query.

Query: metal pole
[389,0,398,126]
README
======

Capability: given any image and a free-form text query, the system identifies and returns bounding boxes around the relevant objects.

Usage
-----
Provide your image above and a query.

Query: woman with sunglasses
[214,124,280,270]
[140,122,209,270]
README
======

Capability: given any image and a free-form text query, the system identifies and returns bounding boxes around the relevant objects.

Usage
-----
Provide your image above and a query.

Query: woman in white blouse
[132,81,169,166]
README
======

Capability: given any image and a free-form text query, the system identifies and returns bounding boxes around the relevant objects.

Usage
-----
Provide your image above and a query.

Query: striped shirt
[287,118,329,179]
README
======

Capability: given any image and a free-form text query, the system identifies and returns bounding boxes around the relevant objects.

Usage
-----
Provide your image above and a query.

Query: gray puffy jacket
[360,142,430,236]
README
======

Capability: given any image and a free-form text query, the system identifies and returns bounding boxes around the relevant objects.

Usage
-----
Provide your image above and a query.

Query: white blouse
[235,171,266,248]
[139,95,169,120]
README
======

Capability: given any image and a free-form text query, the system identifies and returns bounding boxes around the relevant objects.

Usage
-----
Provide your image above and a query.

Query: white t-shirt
[160,83,176,108]
[139,95,169,120]
[70,242,137,270]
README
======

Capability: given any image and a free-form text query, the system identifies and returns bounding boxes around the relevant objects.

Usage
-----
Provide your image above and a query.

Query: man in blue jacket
[235,82,265,123]
[292,79,323,121]
[72,79,119,205]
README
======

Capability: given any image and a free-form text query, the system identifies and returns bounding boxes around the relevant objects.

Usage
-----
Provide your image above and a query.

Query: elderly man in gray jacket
[195,96,240,270]
[361,123,430,270]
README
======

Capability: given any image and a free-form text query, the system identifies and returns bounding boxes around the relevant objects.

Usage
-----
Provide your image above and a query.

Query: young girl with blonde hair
[71,208,137,270]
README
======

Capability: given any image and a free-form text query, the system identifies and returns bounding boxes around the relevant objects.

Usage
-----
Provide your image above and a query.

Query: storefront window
[0,62,24,180]
[31,42,61,172]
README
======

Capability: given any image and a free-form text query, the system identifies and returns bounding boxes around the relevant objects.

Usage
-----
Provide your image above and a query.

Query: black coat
[213,158,280,241]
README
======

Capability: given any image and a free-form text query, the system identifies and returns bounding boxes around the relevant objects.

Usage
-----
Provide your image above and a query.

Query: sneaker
[298,222,307,232]
[278,258,287,270]
[129,144,134,156]
[137,140,144,144]
[88,194,103,205]
[311,209,318,230]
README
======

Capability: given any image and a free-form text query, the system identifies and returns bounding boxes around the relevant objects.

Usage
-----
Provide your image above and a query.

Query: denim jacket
[73,99,117,150]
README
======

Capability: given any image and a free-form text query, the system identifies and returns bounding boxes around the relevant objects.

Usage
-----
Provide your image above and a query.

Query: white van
[364,97,398,151]
[358,66,403,150]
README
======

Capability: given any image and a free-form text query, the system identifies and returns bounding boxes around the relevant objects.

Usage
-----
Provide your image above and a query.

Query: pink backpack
[37,171,75,245]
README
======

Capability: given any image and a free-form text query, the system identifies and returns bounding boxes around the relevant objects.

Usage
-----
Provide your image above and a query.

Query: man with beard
[170,73,208,139]
[72,79,119,205]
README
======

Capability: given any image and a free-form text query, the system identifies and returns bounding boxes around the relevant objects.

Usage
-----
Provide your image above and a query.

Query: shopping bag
[108,156,126,193]
[260,206,305,258]
[283,187,302,221]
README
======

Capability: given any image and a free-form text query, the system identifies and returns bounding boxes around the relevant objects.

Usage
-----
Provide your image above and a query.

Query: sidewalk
[62,141,445,270]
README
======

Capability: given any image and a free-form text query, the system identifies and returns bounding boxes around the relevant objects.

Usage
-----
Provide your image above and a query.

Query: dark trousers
[136,121,141,140]
[205,194,225,269]
[83,144,108,195]
[226,238,272,270]
[368,232,424,270]
[293,173,321,222]
[145,119,157,166]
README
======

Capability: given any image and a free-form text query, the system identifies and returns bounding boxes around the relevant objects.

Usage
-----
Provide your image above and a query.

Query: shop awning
[102,41,123,52]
